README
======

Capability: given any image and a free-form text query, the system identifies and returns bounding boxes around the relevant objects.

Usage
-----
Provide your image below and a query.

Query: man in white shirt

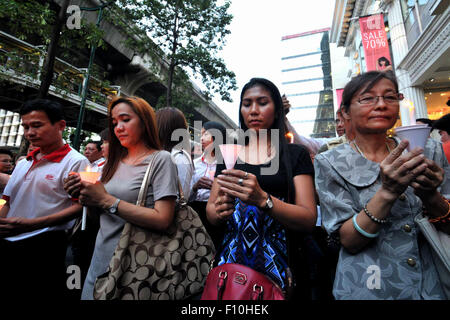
[0,99,89,299]
[83,140,105,172]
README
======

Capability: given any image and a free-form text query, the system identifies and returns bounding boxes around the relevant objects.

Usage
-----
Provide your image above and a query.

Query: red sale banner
[336,88,344,110]
[359,14,392,72]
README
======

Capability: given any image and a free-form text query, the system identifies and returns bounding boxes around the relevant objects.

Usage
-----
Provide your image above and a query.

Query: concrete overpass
[0,0,236,142]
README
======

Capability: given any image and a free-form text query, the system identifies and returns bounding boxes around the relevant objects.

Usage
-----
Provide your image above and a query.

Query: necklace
[126,150,152,165]
[353,139,392,160]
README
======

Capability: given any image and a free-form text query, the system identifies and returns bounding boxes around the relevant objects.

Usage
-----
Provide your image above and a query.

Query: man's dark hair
[0,148,13,158]
[433,113,450,135]
[85,140,102,152]
[203,121,227,143]
[19,99,64,124]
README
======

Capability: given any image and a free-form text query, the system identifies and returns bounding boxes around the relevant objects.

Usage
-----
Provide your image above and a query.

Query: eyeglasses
[357,93,404,105]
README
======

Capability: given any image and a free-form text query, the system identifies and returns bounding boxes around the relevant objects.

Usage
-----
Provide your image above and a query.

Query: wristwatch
[263,194,274,211]
[108,198,121,214]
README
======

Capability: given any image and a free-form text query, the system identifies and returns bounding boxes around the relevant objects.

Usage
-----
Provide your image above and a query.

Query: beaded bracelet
[428,198,450,224]
[353,214,379,238]
[363,203,388,224]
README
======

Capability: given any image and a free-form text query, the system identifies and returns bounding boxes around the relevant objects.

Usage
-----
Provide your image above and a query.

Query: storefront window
[359,43,366,73]
[400,0,433,47]
[400,0,416,26]
[424,90,450,120]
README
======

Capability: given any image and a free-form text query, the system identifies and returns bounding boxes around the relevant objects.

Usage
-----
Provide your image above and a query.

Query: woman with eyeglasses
[314,71,450,300]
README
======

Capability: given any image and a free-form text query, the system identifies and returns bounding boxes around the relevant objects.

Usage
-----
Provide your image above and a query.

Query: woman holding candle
[314,71,450,299]
[64,96,178,300]
[205,78,317,299]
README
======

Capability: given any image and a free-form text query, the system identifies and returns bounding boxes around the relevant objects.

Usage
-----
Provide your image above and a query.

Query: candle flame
[286,132,294,143]
[85,165,92,172]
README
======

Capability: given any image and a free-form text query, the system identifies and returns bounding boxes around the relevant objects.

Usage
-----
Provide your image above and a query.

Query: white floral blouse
[314,137,449,300]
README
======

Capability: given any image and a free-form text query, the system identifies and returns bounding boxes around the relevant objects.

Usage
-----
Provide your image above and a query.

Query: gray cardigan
[314,137,449,300]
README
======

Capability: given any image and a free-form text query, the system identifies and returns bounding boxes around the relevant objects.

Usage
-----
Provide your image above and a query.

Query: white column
[387,0,427,119]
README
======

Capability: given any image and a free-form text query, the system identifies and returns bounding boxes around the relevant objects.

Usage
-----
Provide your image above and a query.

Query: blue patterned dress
[215,144,314,289]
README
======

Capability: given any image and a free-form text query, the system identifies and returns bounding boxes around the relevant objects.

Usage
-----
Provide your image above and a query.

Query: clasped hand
[194,176,213,191]
[215,169,267,211]
[380,140,444,199]
[63,173,108,208]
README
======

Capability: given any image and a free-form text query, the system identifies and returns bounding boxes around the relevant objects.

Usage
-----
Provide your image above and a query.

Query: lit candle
[286,132,294,143]
[0,199,6,210]
[400,99,416,126]
[79,166,101,231]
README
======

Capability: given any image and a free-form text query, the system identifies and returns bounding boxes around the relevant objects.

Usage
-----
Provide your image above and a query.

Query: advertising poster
[359,14,393,72]
[336,88,344,110]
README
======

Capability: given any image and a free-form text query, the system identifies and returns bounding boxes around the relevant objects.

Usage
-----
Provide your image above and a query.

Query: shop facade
[330,0,449,121]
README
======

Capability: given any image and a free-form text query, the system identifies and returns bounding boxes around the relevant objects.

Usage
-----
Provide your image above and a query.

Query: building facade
[0,110,23,148]
[281,28,336,139]
[330,0,449,121]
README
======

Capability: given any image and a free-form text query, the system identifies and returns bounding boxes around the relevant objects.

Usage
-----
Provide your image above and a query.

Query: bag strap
[136,151,160,207]
[173,149,192,207]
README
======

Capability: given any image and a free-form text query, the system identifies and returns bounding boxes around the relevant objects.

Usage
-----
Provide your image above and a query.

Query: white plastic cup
[395,124,431,152]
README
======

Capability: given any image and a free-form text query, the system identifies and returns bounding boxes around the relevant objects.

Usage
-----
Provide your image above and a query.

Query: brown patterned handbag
[93,152,215,300]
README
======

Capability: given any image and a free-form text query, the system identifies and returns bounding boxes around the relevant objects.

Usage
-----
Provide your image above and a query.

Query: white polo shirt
[190,153,217,202]
[2,144,90,241]
[90,157,106,173]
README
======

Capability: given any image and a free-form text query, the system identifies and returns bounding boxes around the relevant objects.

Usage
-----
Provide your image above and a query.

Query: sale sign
[359,14,393,72]
[336,88,344,111]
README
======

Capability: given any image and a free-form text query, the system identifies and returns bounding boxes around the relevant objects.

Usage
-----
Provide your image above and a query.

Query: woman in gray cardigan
[315,71,450,300]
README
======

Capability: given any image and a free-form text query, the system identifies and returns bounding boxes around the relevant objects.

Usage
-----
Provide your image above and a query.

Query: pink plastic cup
[219,144,242,170]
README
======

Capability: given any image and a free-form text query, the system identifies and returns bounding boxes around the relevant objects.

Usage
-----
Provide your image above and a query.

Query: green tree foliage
[0,0,107,153]
[0,0,54,42]
[117,0,237,108]
[0,0,235,142]
[0,0,107,88]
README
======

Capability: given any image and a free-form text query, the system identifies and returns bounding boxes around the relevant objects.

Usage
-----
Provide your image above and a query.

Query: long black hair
[238,78,295,203]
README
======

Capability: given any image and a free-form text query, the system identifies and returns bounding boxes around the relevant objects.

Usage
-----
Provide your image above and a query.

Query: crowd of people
[0,70,449,301]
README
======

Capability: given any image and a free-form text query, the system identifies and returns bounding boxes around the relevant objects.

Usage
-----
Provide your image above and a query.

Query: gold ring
[244,172,248,179]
